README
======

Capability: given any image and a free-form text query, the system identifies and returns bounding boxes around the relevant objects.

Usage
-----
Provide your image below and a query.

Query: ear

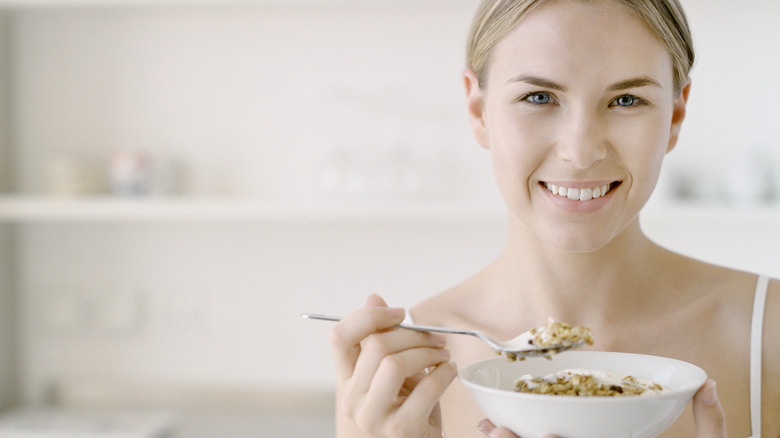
[667,78,691,153]
[463,69,490,149]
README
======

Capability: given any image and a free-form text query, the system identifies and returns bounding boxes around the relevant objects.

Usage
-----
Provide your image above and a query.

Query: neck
[490,216,666,326]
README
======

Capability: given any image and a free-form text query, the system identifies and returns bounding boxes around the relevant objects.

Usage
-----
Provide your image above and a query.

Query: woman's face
[465,0,689,252]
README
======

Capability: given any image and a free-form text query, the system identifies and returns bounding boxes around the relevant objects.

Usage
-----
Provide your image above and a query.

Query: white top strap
[749,275,769,438]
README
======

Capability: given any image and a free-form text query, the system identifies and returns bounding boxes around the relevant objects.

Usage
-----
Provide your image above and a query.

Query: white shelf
[640,201,780,227]
[2,195,779,225]
[0,195,506,223]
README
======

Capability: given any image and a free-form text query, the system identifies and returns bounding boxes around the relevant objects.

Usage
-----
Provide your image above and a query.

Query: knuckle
[414,376,441,400]
[353,408,380,435]
[386,416,411,437]
[328,324,347,348]
[339,394,357,420]
[343,398,376,434]
[362,333,389,355]
[707,414,727,433]
[380,354,405,375]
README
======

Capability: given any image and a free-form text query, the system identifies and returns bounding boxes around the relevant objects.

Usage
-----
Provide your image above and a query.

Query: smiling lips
[543,182,618,202]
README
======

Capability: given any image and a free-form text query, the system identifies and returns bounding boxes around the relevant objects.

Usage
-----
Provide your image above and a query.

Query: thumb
[364,293,389,309]
[693,380,727,437]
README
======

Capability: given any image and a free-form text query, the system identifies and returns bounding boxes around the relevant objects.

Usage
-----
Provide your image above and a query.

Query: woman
[329,0,779,436]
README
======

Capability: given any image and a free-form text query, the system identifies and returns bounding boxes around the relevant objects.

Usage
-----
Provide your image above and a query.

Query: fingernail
[433,333,447,346]
[488,432,500,438]
[702,380,717,406]
[476,419,492,436]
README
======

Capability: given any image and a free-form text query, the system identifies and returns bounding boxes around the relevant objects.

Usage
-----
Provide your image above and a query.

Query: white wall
[6,1,501,402]
[2,0,780,404]
[658,0,780,203]
[16,221,506,399]
[9,2,492,201]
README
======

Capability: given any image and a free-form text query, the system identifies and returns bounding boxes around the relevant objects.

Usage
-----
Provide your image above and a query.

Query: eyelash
[516,92,650,108]
[517,91,557,105]
[609,95,649,108]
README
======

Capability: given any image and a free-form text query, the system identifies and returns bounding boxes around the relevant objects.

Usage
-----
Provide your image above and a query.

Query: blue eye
[528,92,552,105]
[612,95,646,107]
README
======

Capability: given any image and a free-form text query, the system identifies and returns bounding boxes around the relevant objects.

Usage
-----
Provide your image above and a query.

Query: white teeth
[544,182,613,201]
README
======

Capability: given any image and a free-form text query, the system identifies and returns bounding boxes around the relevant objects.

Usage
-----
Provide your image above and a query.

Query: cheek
[487,118,550,200]
[613,112,672,191]
[486,111,552,174]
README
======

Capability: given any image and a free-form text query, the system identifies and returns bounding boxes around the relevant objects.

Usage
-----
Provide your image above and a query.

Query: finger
[347,350,452,431]
[395,361,458,426]
[477,419,496,436]
[478,419,557,438]
[329,304,405,379]
[693,380,727,438]
[367,347,452,406]
[351,328,446,394]
[364,293,388,308]
[484,426,521,438]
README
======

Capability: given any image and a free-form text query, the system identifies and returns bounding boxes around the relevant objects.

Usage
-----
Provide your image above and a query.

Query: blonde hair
[466,0,695,93]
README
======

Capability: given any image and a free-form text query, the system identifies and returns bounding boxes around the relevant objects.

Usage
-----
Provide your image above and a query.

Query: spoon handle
[302,313,476,336]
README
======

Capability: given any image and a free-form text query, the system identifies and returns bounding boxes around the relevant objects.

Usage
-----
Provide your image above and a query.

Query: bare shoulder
[411,267,493,327]
[412,281,476,327]
[669,255,761,305]
[761,277,780,436]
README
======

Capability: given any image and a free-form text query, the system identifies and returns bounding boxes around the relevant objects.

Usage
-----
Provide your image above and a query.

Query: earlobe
[667,78,691,153]
[463,69,490,149]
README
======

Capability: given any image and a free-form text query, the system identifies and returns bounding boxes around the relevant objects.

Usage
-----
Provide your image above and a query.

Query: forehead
[488,0,674,88]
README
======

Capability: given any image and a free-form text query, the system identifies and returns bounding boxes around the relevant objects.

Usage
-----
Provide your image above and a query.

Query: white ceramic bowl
[459,351,707,438]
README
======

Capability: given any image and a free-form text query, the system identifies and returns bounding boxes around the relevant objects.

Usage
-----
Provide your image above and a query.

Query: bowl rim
[459,351,708,403]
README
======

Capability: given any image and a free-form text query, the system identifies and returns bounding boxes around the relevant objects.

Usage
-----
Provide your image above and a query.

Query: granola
[514,369,664,396]
[531,318,595,348]
[503,318,595,361]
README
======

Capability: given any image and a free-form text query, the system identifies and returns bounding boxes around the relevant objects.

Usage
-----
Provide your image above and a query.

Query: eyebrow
[506,75,663,92]
[607,76,662,91]
[507,75,566,91]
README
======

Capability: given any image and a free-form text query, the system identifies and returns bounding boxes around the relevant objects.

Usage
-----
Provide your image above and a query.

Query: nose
[555,108,608,169]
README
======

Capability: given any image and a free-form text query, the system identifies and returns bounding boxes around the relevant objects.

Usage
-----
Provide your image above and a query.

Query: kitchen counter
[0,383,335,438]
[0,405,335,438]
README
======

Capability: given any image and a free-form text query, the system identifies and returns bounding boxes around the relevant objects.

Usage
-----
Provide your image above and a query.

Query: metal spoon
[302,313,589,360]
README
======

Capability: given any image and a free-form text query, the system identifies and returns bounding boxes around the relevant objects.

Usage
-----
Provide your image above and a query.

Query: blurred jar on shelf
[723,148,776,205]
[109,149,178,197]
[45,150,104,197]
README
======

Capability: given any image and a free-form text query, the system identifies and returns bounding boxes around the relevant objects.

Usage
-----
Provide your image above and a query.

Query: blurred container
[46,151,103,197]
[723,149,775,205]
[109,150,153,197]
[109,150,178,197]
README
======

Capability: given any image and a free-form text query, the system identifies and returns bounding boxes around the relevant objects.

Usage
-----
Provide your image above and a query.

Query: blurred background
[0,0,778,436]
